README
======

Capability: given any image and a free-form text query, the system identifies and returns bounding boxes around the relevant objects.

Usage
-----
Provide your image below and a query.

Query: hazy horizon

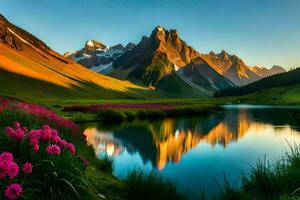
[1,0,300,69]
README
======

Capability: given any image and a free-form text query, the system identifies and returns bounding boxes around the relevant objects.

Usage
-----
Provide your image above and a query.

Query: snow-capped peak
[86,40,94,47]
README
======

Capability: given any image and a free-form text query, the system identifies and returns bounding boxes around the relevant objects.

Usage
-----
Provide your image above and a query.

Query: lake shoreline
[59,103,222,124]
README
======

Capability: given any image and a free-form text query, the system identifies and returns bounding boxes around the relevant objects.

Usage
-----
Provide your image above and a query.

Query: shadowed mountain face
[112,26,202,86]
[110,26,234,96]
[202,51,286,86]
[0,14,152,101]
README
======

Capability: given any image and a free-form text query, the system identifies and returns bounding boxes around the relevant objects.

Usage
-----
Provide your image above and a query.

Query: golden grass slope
[0,42,152,101]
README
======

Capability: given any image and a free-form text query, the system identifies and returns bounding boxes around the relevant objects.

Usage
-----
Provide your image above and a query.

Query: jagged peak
[155,25,165,32]
[208,51,216,56]
[125,42,135,50]
[271,65,285,70]
[110,43,124,49]
[84,39,107,51]
[220,50,229,55]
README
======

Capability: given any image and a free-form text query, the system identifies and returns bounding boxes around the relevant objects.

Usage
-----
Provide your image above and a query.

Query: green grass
[64,104,221,124]
[232,84,300,105]
[123,171,185,200]
[220,143,300,200]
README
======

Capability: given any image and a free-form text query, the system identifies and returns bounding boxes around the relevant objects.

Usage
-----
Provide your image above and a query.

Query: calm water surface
[82,105,300,199]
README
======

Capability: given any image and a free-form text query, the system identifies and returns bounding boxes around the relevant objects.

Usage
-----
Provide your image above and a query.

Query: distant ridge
[202,51,286,86]
[216,67,300,97]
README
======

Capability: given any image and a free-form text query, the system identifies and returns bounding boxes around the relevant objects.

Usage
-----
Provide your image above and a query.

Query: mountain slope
[112,26,201,86]
[216,67,300,97]
[177,57,234,91]
[0,14,152,101]
[202,51,286,86]
[110,26,234,96]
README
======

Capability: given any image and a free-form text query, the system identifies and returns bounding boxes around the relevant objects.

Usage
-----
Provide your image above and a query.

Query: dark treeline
[215,67,300,97]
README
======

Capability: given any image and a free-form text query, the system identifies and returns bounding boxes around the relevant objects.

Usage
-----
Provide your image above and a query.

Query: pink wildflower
[5,126,24,142]
[0,152,13,163]
[66,143,75,155]
[22,162,32,174]
[0,162,8,179]
[58,139,67,148]
[51,129,58,137]
[14,128,24,142]
[7,161,19,179]
[4,183,22,200]
[5,127,15,138]
[47,144,61,155]
[28,130,41,140]
[41,128,52,141]
[52,135,61,142]
[14,122,20,128]
[32,144,39,152]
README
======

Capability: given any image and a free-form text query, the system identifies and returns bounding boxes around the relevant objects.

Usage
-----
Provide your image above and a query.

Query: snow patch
[7,28,35,49]
[86,40,94,47]
[174,65,179,71]
[90,62,113,74]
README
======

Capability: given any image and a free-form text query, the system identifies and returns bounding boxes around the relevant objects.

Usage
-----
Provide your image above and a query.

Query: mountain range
[0,13,289,100]
[65,26,286,89]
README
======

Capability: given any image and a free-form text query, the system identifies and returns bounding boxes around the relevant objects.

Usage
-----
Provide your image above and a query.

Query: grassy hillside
[0,43,159,102]
[231,84,300,104]
[216,67,300,97]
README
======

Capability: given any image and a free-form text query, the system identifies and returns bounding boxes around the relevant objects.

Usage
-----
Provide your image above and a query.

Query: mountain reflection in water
[83,107,300,170]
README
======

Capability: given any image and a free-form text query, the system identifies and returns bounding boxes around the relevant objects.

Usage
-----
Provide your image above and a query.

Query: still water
[83,105,300,199]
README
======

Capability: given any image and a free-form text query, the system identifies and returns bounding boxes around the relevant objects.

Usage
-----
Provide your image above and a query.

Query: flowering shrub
[0,122,94,200]
[0,97,80,135]
[0,151,31,199]
[14,102,80,134]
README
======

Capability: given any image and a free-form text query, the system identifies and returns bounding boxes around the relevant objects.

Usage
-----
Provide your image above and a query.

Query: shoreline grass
[62,104,222,124]
[220,143,300,200]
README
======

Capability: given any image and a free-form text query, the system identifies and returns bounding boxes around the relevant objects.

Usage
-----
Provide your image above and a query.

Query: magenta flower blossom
[41,129,52,141]
[32,144,39,152]
[47,144,61,155]
[14,128,25,142]
[59,139,67,148]
[0,162,8,179]
[14,122,20,128]
[52,135,61,142]
[5,127,15,138]
[28,130,41,140]
[7,161,19,179]
[0,152,14,163]
[67,143,75,155]
[22,162,33,174]
[5,126,25,142]
[51,129,58,136]
[4,183,22,200]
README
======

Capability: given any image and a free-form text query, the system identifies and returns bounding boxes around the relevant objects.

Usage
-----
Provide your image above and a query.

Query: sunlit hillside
[0,14,156,102]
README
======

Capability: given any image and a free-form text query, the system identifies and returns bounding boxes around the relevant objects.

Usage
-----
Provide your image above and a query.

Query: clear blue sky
[1,0,299,69]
